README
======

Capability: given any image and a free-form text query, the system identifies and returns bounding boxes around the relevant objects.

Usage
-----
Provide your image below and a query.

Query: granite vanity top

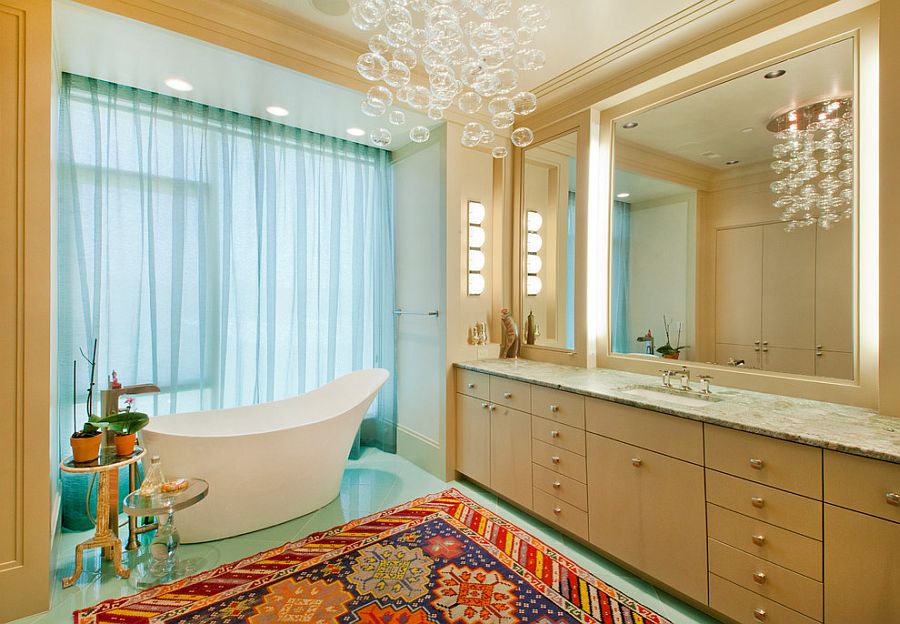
[455,359,900,464]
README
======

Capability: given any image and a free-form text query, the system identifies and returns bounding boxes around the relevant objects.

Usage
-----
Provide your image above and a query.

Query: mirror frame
[595,8,878,408]
[513,110,595,366]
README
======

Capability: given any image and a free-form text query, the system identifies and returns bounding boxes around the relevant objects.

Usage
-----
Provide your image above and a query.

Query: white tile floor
[15,449,721,623]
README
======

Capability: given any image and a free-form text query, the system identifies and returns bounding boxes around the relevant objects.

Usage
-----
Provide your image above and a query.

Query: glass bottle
[139,455,164,496]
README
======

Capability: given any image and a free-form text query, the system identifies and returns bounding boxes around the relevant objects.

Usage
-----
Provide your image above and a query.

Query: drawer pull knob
[552,481,561,489]
[887,492,900,506]
[549,404,559,413]
[751,534,766,546]
[751,497,765,508]
[503,392,512,399]
[753,571,767,584]
[753,608,767,621]
[467,383,476,389]
[551,456,560,464]
[481,402,489,409]
[550,430,560,438]
[553,507,562,514]
[749,458,764,470]
[632,458,643,467]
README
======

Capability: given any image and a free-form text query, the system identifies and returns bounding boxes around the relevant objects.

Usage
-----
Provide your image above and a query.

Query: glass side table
[59,447,145,587]
[123,479,209,587]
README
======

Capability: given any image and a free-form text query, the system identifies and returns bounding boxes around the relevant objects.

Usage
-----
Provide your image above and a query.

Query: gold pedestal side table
[59,447,145,588]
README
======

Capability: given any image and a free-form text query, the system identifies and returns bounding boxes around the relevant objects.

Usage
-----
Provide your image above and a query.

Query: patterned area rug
[75,489,671,624]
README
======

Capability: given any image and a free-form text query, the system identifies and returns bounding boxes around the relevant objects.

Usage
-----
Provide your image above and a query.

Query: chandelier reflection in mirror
[350,0,549,156]
[768,98,854,230]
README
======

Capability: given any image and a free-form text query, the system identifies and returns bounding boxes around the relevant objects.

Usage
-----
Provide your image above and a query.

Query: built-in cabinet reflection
[610,39,856,380]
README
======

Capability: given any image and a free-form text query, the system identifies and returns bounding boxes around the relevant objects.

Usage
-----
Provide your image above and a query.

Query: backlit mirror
[610,39,856,380]
[521,131,578,350]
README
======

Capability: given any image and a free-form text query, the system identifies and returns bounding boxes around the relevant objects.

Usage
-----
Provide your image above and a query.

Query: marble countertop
[455,359,900,464]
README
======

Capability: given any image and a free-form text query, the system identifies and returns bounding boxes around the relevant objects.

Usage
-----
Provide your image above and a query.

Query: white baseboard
[396,425,447,480]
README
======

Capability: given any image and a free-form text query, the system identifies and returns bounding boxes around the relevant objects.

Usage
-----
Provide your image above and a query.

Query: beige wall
[0,0,53,620]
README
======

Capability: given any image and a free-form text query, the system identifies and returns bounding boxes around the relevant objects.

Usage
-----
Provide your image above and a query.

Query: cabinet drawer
[707,503,822,581]
[824,450,900,524]
[585,398,703,464]
[490,377,531,412]
[531,415,585,455]
[706,470,822,539]
[708,539,823,621]
[531,385,584,429]
[532,464,587,510]
[709,574,819,624]
[705,425,822,498]
[532,439,586,483]
[532,488,588,540]
[456,368,490,400]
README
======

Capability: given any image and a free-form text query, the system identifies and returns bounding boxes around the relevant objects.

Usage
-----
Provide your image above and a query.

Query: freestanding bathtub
[140,368,389,542]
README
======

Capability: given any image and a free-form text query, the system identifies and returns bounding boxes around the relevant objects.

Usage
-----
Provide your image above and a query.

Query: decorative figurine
[525,310,536,345]
[476,321,488,345]
[499,308,520,358]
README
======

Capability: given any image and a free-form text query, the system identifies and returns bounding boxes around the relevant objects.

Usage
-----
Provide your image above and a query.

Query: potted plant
[656,315,689,360]
[91,403,150,456]
[70,340,102,463]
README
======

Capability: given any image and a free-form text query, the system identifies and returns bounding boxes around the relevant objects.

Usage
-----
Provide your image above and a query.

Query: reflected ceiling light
[346,127,367,137]
[741,127,754,134]
[622,121,639,129]
[266,105,290,117]
[616,192,631,199]
[764,69,787,79]
[701,151,722,160]
[164,78,193,92]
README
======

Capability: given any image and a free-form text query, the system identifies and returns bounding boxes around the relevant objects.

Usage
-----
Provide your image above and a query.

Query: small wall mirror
[610,39,856,380]
[521,131,578,350]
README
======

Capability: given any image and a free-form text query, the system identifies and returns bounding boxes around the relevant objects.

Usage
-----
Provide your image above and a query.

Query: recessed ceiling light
[616,192,631,199]
[266,105,289,117]
[740,127,754,133]
[725,160,740,165]
[346,127,366,137]
[764,69,786,79]
[701,151,722,160]
[622,121,639,129]
[164,78,193,92]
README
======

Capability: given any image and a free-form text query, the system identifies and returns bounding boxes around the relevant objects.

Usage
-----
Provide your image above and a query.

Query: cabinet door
[762,223,816,352]
[586,433,708,603]
[716,226,762,347]
[815,350,853,380]
[490,405,532,508]
[456,394,491,485]
[761,346,816,376]
[824,504,900,622]
[816,219,853,354]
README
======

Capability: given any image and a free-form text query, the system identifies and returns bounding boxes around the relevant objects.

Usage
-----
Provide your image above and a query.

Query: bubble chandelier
[350,0,549,157]
[768,98,854,230]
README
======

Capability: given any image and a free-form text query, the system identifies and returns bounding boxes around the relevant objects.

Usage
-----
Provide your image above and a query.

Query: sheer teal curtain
[565,191,576,350]
[57,73,396,463]
[611,200,631,353]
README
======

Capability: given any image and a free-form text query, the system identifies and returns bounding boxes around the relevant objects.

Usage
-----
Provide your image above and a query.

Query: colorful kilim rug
[75,489,672,624]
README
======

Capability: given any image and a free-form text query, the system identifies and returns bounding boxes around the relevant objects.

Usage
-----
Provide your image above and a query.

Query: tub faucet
[101,383,161,417]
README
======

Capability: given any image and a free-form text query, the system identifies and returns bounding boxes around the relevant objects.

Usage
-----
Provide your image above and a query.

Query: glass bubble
[518,3,550,30]
[488,97,511,115]
[393,47,418,69]
[426,4,459,26]
[384,5,412,34]
[361,98,387,117]
[369,34,394,56]
[469,22,502,54]
[491,111,514,129]
[427,20,463,55]
[410,125,431,143]
[511,127,534,147]
[384,60,411,88]
[491,145,509,159]
[396,85,414,102]
[494,68,518,95]
[516,26,536,44]
[460,61,482,86]
[428,107,445,120]
[457,91,483,114]
[389,109,406,126]
[463,121,485,137]
[470,0,512,19]
[515,48,546,71]
[357,52,388,81]
[471,71,500,97]
[478,45,508,70]
[407,86,432,110]
[509,91,537,115]
[408,27,428,48]
[370,127,392,147]
[480,128,495,144]
[351,0,386,30]
[429,64,459,94]
[461,132,481,148]
[367,85,393,106]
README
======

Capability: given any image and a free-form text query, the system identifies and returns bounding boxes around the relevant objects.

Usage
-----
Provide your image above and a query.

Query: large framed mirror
[609,38,858,381]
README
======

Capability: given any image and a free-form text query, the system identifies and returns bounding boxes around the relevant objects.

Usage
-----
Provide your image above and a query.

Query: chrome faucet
[698,375,714,395]
[676,366,691,390]
[659,369,673,388]
[100,382,161,417]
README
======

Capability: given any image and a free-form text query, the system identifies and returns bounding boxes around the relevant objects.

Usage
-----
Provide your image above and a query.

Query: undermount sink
[621,385,722,408]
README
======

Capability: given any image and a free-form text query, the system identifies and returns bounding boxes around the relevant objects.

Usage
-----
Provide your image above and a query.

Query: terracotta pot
[70,433,102,463]
[662,352,681,360]
[114,432,137,456]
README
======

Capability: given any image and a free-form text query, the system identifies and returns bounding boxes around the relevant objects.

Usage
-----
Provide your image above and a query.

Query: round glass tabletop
[123,479,209,516]
[60,447,145,473]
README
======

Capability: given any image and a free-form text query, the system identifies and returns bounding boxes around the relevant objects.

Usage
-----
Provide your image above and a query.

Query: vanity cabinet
[453,366,898,624]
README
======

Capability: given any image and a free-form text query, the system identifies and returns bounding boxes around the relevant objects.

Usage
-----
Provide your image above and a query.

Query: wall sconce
[468,201,486,296]
[526,210,542,295]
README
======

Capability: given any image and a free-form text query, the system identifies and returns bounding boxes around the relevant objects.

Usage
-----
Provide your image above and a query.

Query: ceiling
[614,38,854,171]
[613,170,694,205]
[255,0,698,92]
[54,0,435,150]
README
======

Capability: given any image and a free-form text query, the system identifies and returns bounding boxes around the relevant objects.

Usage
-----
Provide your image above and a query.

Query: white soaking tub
[140,368,389,542]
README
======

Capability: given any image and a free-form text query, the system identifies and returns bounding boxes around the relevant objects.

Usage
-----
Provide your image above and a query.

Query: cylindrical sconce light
[467,201,487,296]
